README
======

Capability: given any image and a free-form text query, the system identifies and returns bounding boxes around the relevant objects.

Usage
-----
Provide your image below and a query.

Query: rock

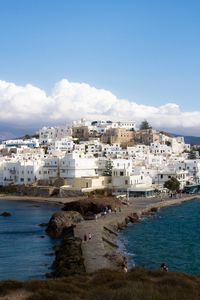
[105,251,127,269]
[150,207,159,212]
[62,201,101,218]
[50,236,85,277]
[38,223,48,227]
[142,211,154,216]
[0,212,12,217]
[46,211,83,239]
[62,198,122,219]
[45,252,54,256]
[128,213,139,223]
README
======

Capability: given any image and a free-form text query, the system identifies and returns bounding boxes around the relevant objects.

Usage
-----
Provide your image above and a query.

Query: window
[125,179,128,185]
[120,171,124,176]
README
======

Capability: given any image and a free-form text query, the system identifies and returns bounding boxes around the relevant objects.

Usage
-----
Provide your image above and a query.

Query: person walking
[84,234,87,242]
[160,263,168,272]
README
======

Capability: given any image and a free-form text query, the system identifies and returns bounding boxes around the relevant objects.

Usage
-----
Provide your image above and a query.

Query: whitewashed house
[60,152,98,179]
[154,169,189,189]
[39,127,56,145]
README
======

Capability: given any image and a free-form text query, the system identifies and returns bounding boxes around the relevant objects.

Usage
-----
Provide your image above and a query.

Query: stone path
[74,194,198,273]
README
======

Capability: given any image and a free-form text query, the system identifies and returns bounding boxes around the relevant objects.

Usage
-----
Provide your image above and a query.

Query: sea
[119,197,200,275]
[0,200,61,280]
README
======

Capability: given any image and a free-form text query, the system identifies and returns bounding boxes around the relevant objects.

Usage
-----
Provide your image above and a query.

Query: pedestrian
[122,263,128,273]
[160,263,168,272]
[88,233,92,240]
[84,234,87,242]
[95,214,98,222]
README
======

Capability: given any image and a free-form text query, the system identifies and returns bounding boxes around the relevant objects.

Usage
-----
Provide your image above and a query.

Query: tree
[164,177,180,191]
[103,160,113,176]
[165,141,171,147]
[188,151,197,160]
[139,120,151,130]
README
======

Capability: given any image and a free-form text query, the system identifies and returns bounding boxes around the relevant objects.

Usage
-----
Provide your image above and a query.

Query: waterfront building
[154,169,189,190]
[170,159,200,184]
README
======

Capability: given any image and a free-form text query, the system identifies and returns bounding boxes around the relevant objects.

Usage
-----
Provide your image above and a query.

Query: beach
[0,194,85,204]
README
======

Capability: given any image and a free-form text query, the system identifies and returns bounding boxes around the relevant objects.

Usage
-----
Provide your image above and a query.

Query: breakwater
[74,194,197,273]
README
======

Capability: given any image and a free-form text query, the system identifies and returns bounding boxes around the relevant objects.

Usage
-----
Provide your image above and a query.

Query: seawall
[74,194,198,273]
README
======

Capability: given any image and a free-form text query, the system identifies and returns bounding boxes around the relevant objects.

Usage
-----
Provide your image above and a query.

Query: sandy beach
[0,194,85,204]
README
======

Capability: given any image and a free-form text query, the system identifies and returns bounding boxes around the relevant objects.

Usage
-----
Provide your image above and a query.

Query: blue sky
[0,0,200,136]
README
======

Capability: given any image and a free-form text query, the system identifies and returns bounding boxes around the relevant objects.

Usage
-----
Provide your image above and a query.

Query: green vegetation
[0,185,18,194]
[165,141,171,147]
[164,177,180,192]
[139,120,152,130]
[188,146,200,159]
[1,268,200,300]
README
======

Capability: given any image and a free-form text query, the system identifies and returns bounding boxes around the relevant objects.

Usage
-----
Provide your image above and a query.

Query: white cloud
[0,78,199,135]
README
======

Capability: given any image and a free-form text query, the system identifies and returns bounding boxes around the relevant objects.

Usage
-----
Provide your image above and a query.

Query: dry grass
[1,268,200,300]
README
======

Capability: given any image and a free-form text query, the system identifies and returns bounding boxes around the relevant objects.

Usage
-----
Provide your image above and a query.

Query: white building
[60,152,98,179]
[48,138,74,155]
[150,142,172,156]
[39,127,56,145]
[154,169,189,189]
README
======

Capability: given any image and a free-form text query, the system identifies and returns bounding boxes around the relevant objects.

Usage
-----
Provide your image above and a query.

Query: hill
[1,267,200,300]
[172,133,200,145]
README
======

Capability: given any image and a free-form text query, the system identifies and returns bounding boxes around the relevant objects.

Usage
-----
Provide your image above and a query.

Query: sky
[0,0,200,137]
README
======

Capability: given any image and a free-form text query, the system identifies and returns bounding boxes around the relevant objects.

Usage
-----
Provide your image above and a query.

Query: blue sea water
[0,200,61,280]
[119,198,200,275]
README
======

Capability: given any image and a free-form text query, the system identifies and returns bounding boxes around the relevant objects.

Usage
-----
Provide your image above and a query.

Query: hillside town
[0,118,199,197]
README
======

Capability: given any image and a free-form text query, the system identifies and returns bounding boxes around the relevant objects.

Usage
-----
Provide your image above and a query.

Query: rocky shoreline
[45,193,199,277]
